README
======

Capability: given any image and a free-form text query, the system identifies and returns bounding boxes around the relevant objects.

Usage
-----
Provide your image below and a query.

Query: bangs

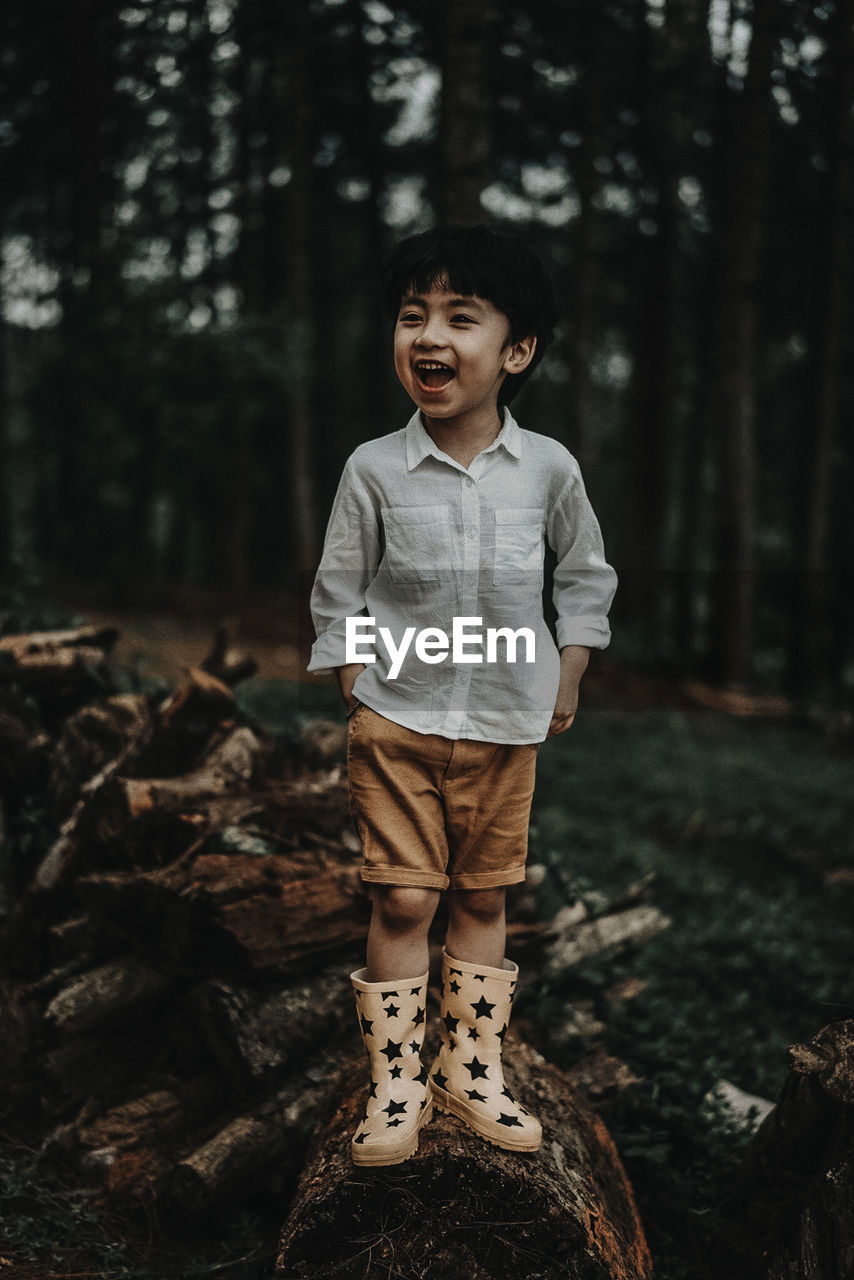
[397,261,492,309]
[383,231,524,335]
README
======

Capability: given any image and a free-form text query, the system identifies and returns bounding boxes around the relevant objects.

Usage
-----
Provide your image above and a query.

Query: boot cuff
[350,967,429,993]
[441,947,518,983]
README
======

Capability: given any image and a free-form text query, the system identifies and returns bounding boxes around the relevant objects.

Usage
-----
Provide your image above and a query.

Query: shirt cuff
[307,631,349,674]
[556,616,611,650]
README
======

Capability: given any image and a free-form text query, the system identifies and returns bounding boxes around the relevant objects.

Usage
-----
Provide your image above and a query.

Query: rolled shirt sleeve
[307,457,381,673]
[548,461,618,651]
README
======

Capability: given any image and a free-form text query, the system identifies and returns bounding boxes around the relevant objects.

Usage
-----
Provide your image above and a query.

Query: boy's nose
[415,320,446,348]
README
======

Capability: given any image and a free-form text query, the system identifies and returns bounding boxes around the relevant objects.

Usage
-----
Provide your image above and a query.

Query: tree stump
[275,1035,653,1280]
[743,1018,854,1280]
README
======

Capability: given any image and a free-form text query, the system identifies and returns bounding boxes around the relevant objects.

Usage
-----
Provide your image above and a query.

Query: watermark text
[346,616,536,679]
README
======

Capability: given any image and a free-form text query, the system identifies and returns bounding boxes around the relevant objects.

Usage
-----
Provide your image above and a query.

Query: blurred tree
[437,0,500,223]
[790,0,854,700]
[707,0,775,686]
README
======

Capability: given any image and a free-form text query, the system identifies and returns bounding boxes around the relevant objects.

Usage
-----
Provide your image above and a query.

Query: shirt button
[465,476,475,487]
[466,528,476,540]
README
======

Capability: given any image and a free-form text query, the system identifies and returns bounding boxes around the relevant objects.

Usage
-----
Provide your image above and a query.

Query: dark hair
[381,224,559,405]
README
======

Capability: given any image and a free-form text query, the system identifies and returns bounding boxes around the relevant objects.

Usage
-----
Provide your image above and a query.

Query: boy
[308,224,616,1166]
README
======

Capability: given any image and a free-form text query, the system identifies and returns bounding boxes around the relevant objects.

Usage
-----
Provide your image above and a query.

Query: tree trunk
[565,34,606,481]
[788,0,854,703]
[284,6,320,572]
[437,0,499,224]
[708,0,775,686]
[276,1034,653,1280]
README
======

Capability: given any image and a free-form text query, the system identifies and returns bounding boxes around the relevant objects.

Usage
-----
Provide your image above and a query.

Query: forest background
[1,4,854,1278]
[2,0,853,704]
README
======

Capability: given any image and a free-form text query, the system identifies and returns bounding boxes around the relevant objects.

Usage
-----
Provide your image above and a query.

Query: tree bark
[742,1019,854,1280]
[276,1034,653,1280]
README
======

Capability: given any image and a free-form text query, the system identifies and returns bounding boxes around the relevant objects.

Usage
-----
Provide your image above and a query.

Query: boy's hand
[547,646,590,738]
[336,662,367,713]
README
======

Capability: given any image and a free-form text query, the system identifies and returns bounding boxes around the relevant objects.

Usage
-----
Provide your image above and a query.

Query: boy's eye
[399,311,423,323]
[452,314,476,324]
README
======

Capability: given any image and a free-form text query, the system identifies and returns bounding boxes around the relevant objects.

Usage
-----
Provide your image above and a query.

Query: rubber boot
[429,947,542,1151]
[349,968,433,1165]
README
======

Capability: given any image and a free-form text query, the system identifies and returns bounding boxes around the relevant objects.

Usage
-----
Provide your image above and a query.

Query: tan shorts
[347,704,538,892]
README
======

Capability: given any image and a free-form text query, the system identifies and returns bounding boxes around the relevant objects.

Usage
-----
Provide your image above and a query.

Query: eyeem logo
[346,616,536,680]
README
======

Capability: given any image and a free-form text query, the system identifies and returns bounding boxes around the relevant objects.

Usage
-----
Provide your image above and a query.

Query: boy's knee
[371,885,438,931]
[448,886,506,922]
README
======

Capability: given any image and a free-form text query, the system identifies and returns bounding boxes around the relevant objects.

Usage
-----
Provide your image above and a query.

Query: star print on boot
[350,968,433,1166]
[429,948,541,1152]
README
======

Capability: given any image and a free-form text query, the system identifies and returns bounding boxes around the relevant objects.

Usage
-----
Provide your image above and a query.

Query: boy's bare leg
[445,887,507,970]
[366,885,441,981]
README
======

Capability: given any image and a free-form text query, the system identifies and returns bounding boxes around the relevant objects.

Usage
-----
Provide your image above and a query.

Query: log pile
[0,620,670,1276]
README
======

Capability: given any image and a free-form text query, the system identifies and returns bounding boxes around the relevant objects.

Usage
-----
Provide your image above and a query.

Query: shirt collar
[405,406,522,471]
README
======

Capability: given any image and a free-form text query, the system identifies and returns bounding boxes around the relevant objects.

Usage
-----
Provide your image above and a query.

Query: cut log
[120,724,269,817]
[29,713,154,893]
[43,956,173,1036]
[275,1034,653,1280]
[76,851,369,975]
[742,1018,854,1280]
[47,694,152,819]
[158,666,235,728]
[166,1052,344,1213]
[545,904,670,978]
[187,965,354,1085]
[0,625,119,670]
[50,1074,225,1163]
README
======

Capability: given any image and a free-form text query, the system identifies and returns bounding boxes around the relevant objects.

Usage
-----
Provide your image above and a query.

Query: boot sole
[351,1101,434,1167]
[431,1086,542,1152]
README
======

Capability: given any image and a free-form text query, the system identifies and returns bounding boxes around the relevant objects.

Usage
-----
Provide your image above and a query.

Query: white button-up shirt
[308,409,617,744]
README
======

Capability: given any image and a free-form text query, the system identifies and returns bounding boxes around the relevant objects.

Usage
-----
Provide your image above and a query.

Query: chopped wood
[75,851,369,975]
[118,724,269,817]
[51,1075,225,1160]
[187,965,353,1084]
[157,666,235,729]
[29,712,155,893]
[0,625,119,661]
[167,1053,344,1213]
[47,694,152,818]
[545,904,670,977]
[44,956,173,1036]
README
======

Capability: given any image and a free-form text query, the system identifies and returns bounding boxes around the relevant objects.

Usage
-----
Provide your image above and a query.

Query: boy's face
[393,280,535,428]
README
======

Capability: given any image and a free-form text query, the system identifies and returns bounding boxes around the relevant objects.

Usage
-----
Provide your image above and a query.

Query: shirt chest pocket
[382,504,452,583]
[493,508,545,584]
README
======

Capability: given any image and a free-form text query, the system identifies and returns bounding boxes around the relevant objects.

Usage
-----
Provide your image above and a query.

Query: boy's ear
[502,335,537,375]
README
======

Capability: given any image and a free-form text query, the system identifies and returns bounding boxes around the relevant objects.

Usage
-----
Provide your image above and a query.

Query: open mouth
[414,360,456,391]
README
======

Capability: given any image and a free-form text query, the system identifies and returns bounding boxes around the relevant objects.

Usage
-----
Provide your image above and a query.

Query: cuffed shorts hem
[450,865,528,890]
[360,866,450,891]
